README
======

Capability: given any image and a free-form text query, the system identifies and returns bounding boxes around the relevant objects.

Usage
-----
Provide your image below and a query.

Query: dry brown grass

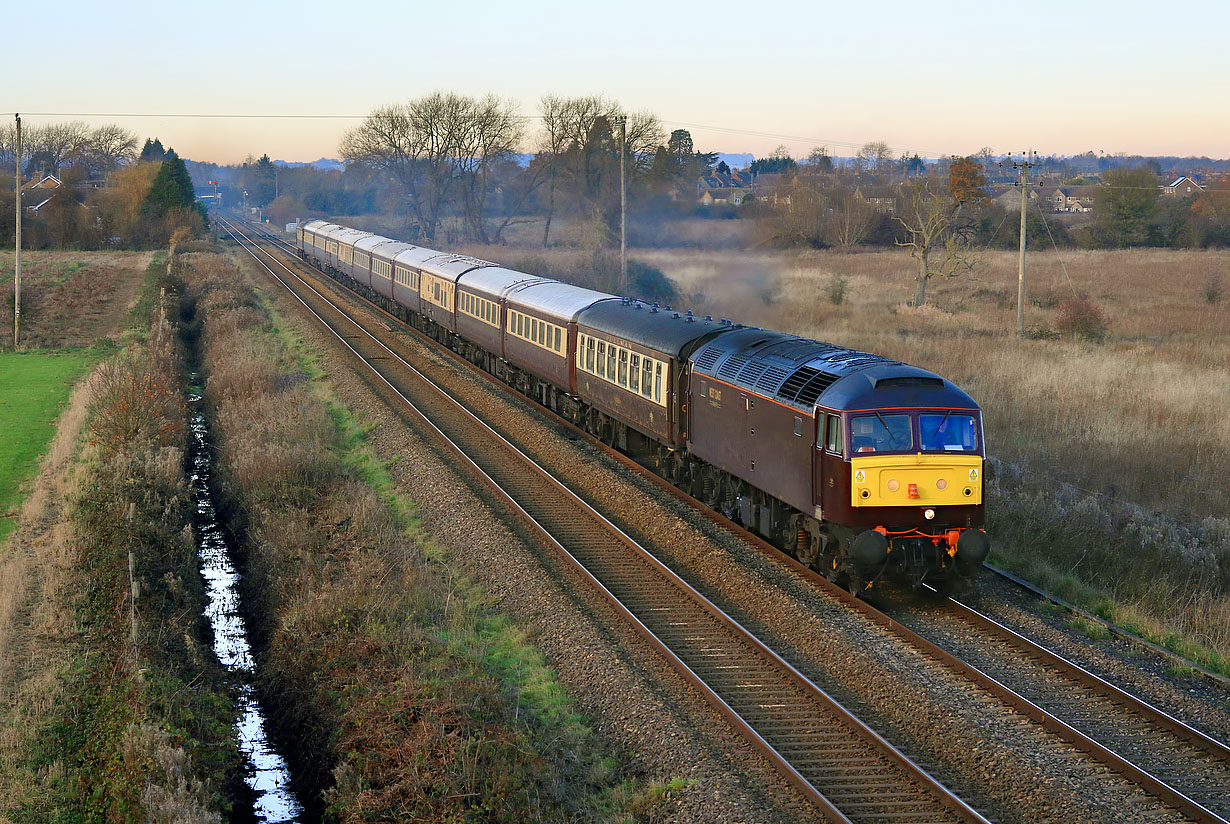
[0,251,154,349]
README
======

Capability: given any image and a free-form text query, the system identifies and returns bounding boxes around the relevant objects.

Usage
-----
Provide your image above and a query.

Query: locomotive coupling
[852,528,890,567]
[955,528,990,565]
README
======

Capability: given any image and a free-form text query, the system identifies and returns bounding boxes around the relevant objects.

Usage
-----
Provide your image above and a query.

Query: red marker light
[908,483,919,499]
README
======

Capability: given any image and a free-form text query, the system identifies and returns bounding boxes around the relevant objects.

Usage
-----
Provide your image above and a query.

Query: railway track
[229,218,1230,822]
[219,217,989,824]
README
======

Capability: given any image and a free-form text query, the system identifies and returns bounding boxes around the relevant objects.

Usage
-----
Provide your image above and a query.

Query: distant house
[1163,176,1204,197]
[697,170,751,191]
[700,188,749,206]
[854,184,899,214]
[20,173,64,212]
[1037,185,1095,213]
[697,170,752,205]
[991,184,1041,211]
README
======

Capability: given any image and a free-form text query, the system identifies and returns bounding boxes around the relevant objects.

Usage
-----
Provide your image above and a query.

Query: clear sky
[9,0,1228,165]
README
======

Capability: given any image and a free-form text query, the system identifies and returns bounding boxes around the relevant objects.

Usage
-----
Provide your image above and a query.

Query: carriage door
[817,411,848,519]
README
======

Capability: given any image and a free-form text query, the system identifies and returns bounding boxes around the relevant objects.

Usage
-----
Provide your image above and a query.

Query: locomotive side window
[825,415,843,454]
[794,416,803,437]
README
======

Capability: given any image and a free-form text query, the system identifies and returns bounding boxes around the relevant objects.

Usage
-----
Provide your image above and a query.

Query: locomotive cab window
[851,413,911,454]
[920,413,979,453]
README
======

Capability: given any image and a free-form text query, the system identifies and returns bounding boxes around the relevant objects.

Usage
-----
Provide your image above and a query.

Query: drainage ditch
[188,383,305,823]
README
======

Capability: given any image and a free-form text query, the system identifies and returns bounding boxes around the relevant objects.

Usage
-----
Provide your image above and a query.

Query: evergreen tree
[139,138,166,163]
[143,149,196,216]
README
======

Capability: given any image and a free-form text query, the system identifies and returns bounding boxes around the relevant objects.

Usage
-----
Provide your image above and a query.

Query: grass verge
[0,350,96,544]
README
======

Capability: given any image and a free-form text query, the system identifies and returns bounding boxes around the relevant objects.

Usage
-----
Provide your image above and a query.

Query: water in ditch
[189,388,304,822]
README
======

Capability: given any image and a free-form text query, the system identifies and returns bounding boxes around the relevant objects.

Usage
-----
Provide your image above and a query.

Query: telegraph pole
[617,115,627,293]
[1011,151,1038,336]
[14,113,21,348]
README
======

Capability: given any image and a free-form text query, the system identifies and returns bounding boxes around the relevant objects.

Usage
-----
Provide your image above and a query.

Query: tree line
[2,124,208,249]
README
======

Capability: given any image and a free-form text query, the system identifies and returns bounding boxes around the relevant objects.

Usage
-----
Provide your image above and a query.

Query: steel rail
[220,217,989,824]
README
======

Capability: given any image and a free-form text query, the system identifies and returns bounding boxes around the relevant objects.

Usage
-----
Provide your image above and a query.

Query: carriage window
[617,350,628,387]
[597,341,607,377]
[554,327,562,353]
[629,354,640,392]
[606,344,616,379]
[641,359,653,398]
[825,415,843,453]
[850,413,911,453]
[586,338,596,371]
[654,363,663,403]
[920,413,979,452]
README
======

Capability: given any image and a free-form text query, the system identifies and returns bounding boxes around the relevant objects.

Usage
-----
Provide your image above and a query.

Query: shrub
[825,273,848,305]
[1055,293,1109,342]
[1203,272,1224,304]
[629,259,678,303]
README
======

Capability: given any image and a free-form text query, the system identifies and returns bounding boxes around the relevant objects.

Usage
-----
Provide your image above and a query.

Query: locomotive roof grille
[755,364,791,394]
[694,345,722,371]
[776,365,840,405]
[717,354,751,381]
[793,372,839,406]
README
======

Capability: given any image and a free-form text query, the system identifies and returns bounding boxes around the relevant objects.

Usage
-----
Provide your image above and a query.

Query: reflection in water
[189,389,303,823]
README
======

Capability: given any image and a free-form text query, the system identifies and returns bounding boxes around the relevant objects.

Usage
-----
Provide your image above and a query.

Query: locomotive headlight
[936,479,948,490]
[924,508,936,520]
[887,479,899,492]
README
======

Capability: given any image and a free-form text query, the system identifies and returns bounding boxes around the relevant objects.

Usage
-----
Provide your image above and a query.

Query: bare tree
[84,124,139,175]
[856,141,894,177]
[534,95,663,247]
[822,186,877,248]
[341,92,520,244]
[894,178,978,307]
[26,121,92,175]
[450,95,523,242]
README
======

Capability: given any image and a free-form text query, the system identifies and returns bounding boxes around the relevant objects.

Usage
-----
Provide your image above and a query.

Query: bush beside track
[188,248,652,820]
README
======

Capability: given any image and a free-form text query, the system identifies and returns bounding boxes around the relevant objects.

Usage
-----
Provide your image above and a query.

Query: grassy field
[0,351,95,543]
